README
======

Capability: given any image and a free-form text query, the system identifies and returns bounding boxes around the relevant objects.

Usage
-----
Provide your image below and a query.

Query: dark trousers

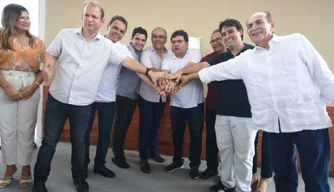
[85,102,115,168]
[112,95,137,159]
[34,93,92,184]
[138,95,165,160]
[170,103,204,168]
[205,108,219,170]
[252,131,273,178]
[267,128,331,192]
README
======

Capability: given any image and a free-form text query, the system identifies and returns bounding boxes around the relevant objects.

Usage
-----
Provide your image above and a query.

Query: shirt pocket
[286,100,320,126]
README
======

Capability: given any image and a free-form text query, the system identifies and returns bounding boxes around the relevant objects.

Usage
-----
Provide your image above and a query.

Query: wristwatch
[145,68,151,76]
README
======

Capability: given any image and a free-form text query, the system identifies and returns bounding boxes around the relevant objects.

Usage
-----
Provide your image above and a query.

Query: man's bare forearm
[122,57,146,74]
[137,72,155,87]
[181,61,210,75]
[44,53,57,71]
[189,72,200,80]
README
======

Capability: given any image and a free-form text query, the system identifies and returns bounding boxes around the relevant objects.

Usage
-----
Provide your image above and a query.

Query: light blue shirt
[47,28,126,106]
[199,34,334,133]
[116,43,142,100]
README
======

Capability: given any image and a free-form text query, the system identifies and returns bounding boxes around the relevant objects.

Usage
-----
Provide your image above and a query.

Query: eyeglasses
[209,37,222,45]
[152,35,166,39]
[171,40,185,44]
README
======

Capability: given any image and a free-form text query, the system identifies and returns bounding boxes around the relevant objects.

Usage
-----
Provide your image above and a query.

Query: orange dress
[0,37,45,72]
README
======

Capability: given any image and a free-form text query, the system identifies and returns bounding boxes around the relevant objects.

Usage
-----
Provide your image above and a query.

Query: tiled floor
[0,141,333,192]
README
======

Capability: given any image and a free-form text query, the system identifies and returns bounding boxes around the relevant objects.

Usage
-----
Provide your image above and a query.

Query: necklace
[14,35,29,48]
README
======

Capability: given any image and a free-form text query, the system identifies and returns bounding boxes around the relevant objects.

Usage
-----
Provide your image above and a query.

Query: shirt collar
[150,46,172,57]
[227,43,254,56]
[254,34,280,51]
[127,43,141,56]
[75,27,103,41]
[128,43,136,52]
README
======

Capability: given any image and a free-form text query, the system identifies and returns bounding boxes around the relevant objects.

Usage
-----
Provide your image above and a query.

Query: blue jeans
[253,131,272,178]
[170,103,204,168]
[34,93,92,184]
[85,102,115,168]
[267,128,331,192]
[205,108,219,170]
[112,95,137,159]
[138,95,165,160]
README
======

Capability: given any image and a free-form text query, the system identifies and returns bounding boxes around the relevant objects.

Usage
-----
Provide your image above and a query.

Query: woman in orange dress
[0,3,44,189]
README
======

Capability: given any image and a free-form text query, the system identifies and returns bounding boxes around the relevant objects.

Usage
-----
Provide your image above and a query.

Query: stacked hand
[154,75,186,96]
[147,69,193,96]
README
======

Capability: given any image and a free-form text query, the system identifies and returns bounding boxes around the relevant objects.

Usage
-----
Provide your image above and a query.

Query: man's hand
[155,86,166,96]
[148,70,167,87]
[158,78,167,90]
[4,86,21,101]
[179,74,192,88]
[170,84,181,95]
[165,81,177,93]
[20,84,38,100]
[168,70,183,83]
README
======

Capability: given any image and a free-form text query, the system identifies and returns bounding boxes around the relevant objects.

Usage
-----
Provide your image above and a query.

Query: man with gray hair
[138,27,172,173]
[197,11,334,192]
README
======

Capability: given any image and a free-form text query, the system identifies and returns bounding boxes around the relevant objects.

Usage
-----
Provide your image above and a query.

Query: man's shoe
[73,177,89,192]
[199,168,218,180]
[150,153,165,163]
[209,181,235,192]
[165,162,183,172]
[140,159,151,174]
[189,167,199,179]
[31,183,48,192]
[112,157,130,169]
[93,166,115,178]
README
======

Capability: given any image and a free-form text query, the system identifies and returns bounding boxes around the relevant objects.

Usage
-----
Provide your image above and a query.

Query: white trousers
[0,70,40,166]
[215,115,257,192]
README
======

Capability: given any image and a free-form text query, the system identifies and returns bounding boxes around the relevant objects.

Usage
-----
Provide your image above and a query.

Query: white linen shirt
[47,28,126,106]
[139,46,172,103]
[162,48,204,108]
[95,42,133,102]
[199,34,334,133]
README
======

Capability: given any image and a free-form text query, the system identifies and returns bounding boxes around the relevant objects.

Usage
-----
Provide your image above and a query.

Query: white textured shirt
[162,48,204,108]
[139,46,172,103]
[95,42,133,102]
[199,34,334,133]
[47,28,126,106]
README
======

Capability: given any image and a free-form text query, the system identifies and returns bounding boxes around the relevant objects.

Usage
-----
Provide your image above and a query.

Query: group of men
[31,1,333,192]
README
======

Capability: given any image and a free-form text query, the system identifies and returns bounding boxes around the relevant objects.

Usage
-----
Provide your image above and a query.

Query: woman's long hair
[0,3,36,50]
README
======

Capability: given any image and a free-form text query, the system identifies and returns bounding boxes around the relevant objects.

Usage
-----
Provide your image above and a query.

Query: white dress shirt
[95,42,133,102]
[139,46,172,103]
[162,48,204,108]
[47,28,126,106]
[199,34,334,133]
